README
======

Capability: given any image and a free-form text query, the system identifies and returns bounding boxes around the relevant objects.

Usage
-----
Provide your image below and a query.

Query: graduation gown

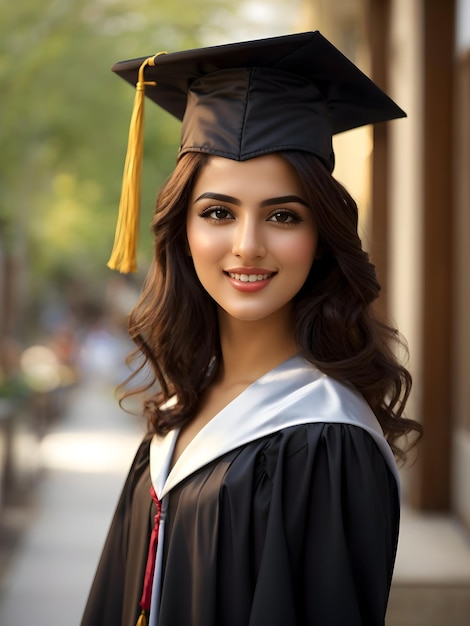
[81,355,400,626]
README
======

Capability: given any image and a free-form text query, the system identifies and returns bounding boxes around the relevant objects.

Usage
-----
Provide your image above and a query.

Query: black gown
[81,422,399,626]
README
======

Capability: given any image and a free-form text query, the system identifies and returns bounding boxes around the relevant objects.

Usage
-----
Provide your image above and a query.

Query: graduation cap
[107,31,405,273]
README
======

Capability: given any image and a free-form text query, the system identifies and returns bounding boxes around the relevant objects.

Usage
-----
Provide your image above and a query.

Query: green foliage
[0,0,236,330]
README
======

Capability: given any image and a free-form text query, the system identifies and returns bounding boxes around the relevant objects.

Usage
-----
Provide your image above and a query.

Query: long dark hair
[122,150,421,460]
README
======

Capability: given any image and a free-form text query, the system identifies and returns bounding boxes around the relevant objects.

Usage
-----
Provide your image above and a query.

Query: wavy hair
[122,151,421,460]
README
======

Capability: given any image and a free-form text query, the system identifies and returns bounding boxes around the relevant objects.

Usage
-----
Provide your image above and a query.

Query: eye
[267,210,302,224]
[199,206,234,221]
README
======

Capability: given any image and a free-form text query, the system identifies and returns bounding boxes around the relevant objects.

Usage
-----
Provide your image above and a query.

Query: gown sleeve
[217,423,400,626]
[80,435,153,626]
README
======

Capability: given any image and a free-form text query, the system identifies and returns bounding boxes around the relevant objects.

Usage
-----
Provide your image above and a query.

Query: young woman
[82,32,421,626]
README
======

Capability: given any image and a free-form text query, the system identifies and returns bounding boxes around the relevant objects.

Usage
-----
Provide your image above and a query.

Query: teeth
[229,272,271,282]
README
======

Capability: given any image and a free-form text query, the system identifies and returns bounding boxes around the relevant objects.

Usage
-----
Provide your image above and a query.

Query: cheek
[187,222,226,266]
[187,221,210,257]
[283,232,318,274]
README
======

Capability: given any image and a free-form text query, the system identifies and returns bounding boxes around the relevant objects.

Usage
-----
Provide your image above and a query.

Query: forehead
[191,154,305,200]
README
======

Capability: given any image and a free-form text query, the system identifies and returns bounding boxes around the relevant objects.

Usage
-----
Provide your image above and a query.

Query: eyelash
[198,206,303,225]
[268,210,302,225]
[198,206,233,221]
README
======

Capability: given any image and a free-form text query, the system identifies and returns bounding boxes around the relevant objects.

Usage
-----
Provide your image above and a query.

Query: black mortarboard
[108,31,406,273]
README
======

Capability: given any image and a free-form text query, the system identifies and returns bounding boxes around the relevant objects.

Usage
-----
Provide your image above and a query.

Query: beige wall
[295,0,373,238]
[388,0,470,523]
[452,45,470,526]
[298,0,469,522]
[387,0,424,496]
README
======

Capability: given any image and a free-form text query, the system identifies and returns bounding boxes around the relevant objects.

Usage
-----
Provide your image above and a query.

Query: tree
[0,0,237,350]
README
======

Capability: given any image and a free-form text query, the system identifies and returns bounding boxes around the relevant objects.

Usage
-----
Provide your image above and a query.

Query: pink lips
[224,268,276,293]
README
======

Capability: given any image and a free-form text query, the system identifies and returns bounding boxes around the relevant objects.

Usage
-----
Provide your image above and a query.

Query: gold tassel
[136,609,148,626]
[107,53,165,273]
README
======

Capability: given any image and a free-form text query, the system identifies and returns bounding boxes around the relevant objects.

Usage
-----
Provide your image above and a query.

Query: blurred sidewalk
[0,376,469,625]
[387,505,470,626]
[0,379,144,625]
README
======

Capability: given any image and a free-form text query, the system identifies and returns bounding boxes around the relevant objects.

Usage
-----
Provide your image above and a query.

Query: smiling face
[186,154,318,325]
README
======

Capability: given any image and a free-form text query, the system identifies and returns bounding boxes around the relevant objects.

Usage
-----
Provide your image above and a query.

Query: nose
[231,215,266,260]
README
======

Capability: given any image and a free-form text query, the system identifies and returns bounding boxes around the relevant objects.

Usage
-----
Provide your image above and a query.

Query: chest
[170,382,250,468]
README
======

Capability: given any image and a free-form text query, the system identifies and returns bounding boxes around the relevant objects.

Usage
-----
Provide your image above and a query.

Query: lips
[223,268,277,292]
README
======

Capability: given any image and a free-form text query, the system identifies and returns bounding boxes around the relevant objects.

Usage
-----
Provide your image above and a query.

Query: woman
[82,32,421,626]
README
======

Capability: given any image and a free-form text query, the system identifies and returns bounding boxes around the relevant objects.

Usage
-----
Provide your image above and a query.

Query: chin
[218,303,293,325]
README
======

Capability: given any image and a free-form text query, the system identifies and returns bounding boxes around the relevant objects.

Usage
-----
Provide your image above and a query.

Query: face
[186,154,318,324]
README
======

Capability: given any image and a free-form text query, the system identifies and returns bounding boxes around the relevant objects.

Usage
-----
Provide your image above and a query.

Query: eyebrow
[194,192,309,207]
[194,192,241,205]
[260,195,309,208]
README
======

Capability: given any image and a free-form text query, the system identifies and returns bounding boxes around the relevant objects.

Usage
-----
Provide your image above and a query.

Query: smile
[228,272,273,283]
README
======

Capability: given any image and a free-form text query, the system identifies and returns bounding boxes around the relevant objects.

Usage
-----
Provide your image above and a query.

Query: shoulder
[299,360,378,428]
[228,422,392,482]
[255,421,389,467]
[121,433,153,491]
[225,422,399,529]
[281,358,399,482]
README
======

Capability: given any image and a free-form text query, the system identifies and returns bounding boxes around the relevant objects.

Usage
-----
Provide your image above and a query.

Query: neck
[217,308,298,386]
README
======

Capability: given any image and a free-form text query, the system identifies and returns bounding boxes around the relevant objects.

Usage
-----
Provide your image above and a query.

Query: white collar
[150,354,399,499]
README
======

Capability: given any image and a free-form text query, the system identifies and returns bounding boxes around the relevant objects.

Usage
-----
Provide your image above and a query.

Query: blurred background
[0,0,469,624]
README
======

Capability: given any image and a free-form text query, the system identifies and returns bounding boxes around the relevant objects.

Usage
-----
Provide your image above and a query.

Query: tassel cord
[136,486,162,626]
[107,54,165,273]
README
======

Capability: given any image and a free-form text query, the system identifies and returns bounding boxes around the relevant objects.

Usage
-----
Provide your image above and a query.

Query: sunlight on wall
[456,0,470,52]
